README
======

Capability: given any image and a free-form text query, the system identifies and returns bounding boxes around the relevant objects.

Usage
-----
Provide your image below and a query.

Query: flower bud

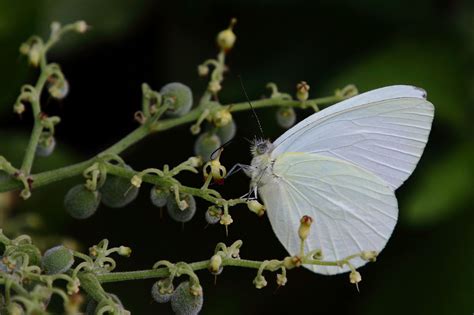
[171,281,203,315]
[212,109,232,127]
[28,42,41,67]
[13,102,25,115]
[276,107,296,129]
[118,246,132,257]
[66,277,81,295]
[208,254,223,275]
[361,250,378,262]
[75,20,89,33]
[130,175,142,188]
[41,245,74,275]
[283,256,302,269]
[253,275,267,289]
[100,166,139,208]
[64,184,101,219]
[167,194,197,223]
[296,81,310,101]
[247,200,265,216]
[150,187,169,208]
[276,273,287,287]
[197,64,209,77]
[208,80,222,94]
[298,215,313,242]
[160,82,193,117]
[216,18,237,52]
[194,132,221,162]
[349,270,362,285]
[5,303,24,315]
[219,213,233,226]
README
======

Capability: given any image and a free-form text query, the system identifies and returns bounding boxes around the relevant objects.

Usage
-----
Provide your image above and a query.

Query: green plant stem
[0,94,348,194]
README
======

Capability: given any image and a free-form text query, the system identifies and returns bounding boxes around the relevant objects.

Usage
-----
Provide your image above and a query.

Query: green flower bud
[36,137,56,157]
[276,107,296,129]
[216,18,237,52]
[194,132,221,162]
[151,280,174,303]
[171,281,203,315]
[160,82,193,117]
[16,244,42,266]
[215,120,236,143]
[100,166,139,208]
[64,184,101,219]
[41,245,74,275]
[150,187,169,208]
[296,81,310,101]
[167,194,196,223]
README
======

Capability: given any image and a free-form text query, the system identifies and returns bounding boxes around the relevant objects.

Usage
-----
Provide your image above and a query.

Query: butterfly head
[250,138,274,157]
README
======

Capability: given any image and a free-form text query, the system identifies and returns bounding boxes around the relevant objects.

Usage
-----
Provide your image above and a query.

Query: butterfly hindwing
[259,152,398,275]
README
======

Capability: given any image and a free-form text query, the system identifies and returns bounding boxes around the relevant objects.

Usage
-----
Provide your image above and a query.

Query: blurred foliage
[0,0,473,314]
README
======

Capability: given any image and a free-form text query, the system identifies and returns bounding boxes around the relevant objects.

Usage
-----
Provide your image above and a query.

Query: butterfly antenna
[238,75,265,139]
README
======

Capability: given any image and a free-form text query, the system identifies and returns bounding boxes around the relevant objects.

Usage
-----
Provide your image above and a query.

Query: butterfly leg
[226,163,254,179]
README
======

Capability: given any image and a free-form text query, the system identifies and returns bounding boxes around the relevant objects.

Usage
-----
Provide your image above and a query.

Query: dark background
[0,0,473,314]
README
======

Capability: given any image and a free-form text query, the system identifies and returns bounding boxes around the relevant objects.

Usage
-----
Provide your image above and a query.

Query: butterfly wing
[259,152,398,275]
[271,85,434,189]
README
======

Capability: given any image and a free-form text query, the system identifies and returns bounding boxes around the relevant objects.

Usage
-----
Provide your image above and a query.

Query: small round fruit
[64,185,101,219]
[151,281,174,303]
[171,281,203,315]
[41,245,74,275]
[167,194,196,223]
[161,82,193,117]
[215,120,236,143]
[36,137,56,157]
[194,132,221,162]
[276,107,296,129]
[150,187,169,208]
[205,207,221,225]
[100,166,139,208]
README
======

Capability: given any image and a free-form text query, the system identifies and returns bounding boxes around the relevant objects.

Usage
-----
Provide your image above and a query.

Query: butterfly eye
[257,143,267,154]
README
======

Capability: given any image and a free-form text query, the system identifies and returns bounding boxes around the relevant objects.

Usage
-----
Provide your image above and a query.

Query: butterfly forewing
[272,86,434,189]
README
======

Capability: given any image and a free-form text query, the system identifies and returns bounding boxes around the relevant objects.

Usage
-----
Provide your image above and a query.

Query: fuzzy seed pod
[151,281,174,303]
[204,207,222,225]
[36,137,56,157]
[276,107,296,129]
[64,184,101,219]
[161,82,193,117]
[150,187,169,208]
[41,245,74,275]
[167,194,197,223]
[194,132,221,162]
[215,120,236,143]
[171,281,203,315]
[100,166,139,208]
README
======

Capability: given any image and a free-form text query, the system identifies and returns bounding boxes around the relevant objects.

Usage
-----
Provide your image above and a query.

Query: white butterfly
[246,85,434,275]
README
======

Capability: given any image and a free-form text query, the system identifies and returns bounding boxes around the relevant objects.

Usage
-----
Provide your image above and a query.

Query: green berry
[151,281,174,303]
[64,184,101,219]
[150,187,169,208]
[100,166,139,208]
[171,281,203,315]
[41,245,74,275]
[35,137,56,157]
[161,82,193,117]
[167,194,196,223]
[276,107,296,129]
[194,132,221,162]
[215,120,236,143]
